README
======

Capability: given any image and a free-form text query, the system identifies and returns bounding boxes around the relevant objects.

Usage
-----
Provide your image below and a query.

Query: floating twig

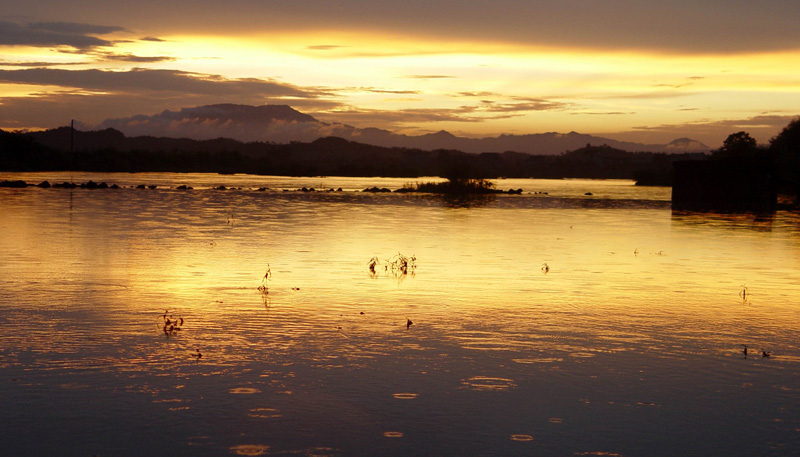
[258,264,272,293]
[739,284,749,301]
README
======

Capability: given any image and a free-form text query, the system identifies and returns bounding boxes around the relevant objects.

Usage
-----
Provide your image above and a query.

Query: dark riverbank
[1,178,527,195]
[2,127,690,183]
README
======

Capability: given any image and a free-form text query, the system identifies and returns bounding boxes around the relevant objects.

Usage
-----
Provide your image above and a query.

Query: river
[1,172,799,456]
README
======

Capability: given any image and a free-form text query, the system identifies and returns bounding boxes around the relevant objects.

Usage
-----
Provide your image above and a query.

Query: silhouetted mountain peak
[665,137,710,151]
[92,103,711,154]
[27,126,127,150]
[311,136,352,146]
[167,104,319,124]
[424,130,457,138]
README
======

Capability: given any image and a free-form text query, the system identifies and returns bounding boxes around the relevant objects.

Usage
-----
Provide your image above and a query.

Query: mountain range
[91,104,710,155]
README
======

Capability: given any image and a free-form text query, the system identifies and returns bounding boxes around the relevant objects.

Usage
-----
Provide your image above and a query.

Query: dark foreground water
[1,173,800,456]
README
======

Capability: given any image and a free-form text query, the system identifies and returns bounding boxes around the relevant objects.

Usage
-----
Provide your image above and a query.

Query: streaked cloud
[610,115,799,146]
[0,60,87,67]
[477,99,571,113]
[317,97,569,128]
[572,111,635,116]
[7,1,797,54]
[306,45,345,51]
[92,52,176,63]
[0,21,124,50]
[320,107,481,125]
[457,91,499,98]
[0,68,320,98]
[0,67,342,128]
[403,75,456,79]
[360,88,421,95]
[1,3,799,147]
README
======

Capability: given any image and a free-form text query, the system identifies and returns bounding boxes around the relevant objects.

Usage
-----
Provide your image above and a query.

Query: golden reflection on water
[462,376,517,391]
[230,444,270,456]
[248,407,282,419]
[392,392,419,399]
[510,434,534,441]
[2,175,800,456]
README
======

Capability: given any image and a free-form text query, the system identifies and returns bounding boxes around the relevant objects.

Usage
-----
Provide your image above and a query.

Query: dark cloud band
[0,21,122,50]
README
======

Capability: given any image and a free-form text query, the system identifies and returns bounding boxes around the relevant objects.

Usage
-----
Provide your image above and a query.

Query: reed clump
[162,310,184,337]
[369,253,417,277]
[410,178,500,195]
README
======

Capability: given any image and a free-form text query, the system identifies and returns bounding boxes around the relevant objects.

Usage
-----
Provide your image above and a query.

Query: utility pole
[71,119,74,153]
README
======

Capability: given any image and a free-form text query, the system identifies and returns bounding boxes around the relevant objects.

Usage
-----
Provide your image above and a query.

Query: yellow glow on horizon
[154,33,799,81]
[3,27,800,144]
[87,31,800,99]
[0,83,75,97]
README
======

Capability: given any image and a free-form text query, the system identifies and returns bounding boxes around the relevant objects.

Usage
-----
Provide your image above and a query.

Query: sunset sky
[2,0,800,147]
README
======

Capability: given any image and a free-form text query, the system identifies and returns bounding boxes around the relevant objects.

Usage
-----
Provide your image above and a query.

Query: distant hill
[92,104,710,155]
[3,127,690,182]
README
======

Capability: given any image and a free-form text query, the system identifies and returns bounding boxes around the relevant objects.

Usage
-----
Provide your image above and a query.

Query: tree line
[0,128,686,183]
[711,119,800,196]
[2,119,798,189]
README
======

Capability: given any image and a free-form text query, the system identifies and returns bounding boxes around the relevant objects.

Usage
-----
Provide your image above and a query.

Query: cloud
[360,87,420,95]
[4,2,800,55]
[30,22,125,36]
[91,52,176,63]
[571,111,634,116]
[306,45,345,51]
[319,108,479,126]
[0,92,177,128]
[0,21,173,63]
[0,60,87,67]
[403,75,456,79]
[91,104,340,142]
[0,68,343,129]
[0,21,123,50]
[652,83,690,89]
[477,99,570,113]
[457,91,499,97]
[316,98,569,128]
[608,114,799,147]
[383,98,424,102]
[595,90,700,101]
[0,68,321,98]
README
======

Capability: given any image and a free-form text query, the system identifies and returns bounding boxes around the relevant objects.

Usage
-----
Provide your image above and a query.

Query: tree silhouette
[714,131,758,158]
[770,118,800,194]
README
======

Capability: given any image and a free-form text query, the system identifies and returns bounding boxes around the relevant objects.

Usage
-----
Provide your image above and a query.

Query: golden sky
[2,1,800,147]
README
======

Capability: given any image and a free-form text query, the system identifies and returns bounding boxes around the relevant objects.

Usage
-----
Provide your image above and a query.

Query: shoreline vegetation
[2,120,798,204]
[1,127,682,185]
[0,178,525,195]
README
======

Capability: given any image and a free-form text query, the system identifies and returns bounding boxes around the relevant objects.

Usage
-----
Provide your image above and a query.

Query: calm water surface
[1,173,800,456]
